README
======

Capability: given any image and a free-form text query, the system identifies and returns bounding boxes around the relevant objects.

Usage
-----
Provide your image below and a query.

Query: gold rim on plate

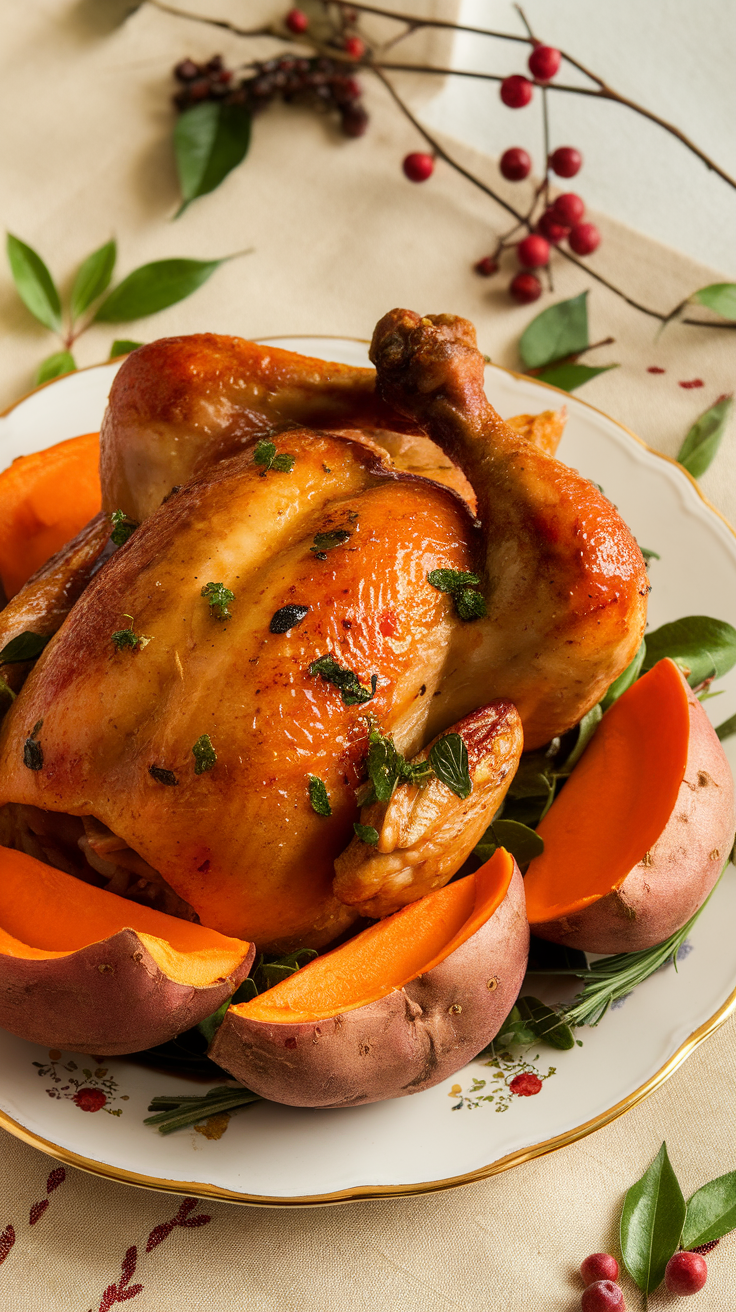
[0,343,734,1207]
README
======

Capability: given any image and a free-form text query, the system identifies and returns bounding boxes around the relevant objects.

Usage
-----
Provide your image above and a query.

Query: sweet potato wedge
[525,659,735,953]
[0,848,254,1053]
[209,849,528,1107]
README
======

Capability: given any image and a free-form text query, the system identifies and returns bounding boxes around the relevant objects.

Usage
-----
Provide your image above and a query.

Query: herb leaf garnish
[310,529,351,556]
[0,632,51,664]
[308,654,377,706]
[110,509,139,546]
[494,996,575,1052]
[201,581,235,620]
[270,604,309,634]
[308,775,332,816]
[111,615,152,652]
[192,734,217,774]
[354,822,379,845]
[23,720,44,771]
[253,438,295,474]
[427,568,486,622]
[149,765,179,786]
[474,819,544,870]
[429,732,472,799]
[620,1142,686,1296]
[642,615,736,687]
[365,723,432,803]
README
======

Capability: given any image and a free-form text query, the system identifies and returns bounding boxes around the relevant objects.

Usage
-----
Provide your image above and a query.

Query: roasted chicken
[0,311,648,950]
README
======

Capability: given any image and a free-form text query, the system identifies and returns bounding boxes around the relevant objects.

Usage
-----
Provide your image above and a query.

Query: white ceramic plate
[1,339,735,1206]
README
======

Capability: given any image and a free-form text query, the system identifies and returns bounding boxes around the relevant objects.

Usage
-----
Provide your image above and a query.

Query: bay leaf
[532,362,618,392]
[35,351,76,385]
[642,616,736,687]
[0,632,51,664]
[519,291,589,369]
[516,996,575,1050]
[70,239,117,321]
[677,394,733,479]
[620,1141,686,1293]
[109,339,143,359]
[691,283,736,321]
[7,234,62,332]
[681,1169,736,1249]
[174,101,252,213]
[716,712,736,742]
[93,257,230,322]
[474,818,544,869]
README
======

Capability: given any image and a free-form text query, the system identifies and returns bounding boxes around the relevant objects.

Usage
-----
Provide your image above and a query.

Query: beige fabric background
[1,2,735,1309]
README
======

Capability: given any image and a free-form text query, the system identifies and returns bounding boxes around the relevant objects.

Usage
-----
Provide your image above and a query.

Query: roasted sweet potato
[209,849,529,1107]
[524,659,735,953]
[0,847,254,1053]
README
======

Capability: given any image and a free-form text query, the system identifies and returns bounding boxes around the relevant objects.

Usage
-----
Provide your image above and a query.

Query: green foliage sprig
[6,234,248,386]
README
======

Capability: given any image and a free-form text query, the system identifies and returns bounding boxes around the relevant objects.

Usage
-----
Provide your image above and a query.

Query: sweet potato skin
[529,682,735,953]
[0,930,255,1055]
[209,863,528,1107]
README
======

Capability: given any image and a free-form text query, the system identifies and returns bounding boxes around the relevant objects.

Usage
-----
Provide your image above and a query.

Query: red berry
[403,152,434,182]
[538,208,569,243]
[528,45,561,81]
[500,75,533,108]
[665,1251,708,1295]
[174,58,201,83]
[550,146,582,178]
[517,234,550,268]
[569,222,600,256]
[474,256,498,277]
[344,35,365,58]
[500,147,532,181]
[581,1255,620,1286]
[285,7,309,33]
[580,1281,625,1312]
[553,192,585,225]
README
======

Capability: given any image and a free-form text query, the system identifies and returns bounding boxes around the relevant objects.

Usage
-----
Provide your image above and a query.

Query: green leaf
[558,704,602,774]
[6,234,62,332]
[34,351,76,386]
[640,547,660,564]
[620,1142,686,1293]
[70,239,117,322]
[716,712,736,742]
[474,819,544,869]
[429,732,471,799]
[174,101,252,213]
[192,733,217,774]
[109,339,143,359]
[0,675,16,718]
[519,292,589,369]
[427,568,481,594]
[454,588,487,621]
[494,1005,537,1048]
[642,615,736,687]
[531,363,618,392]
[601,640,646,710]
[354,822,379,844]
[516,997,575,1050]
[308,654,377,706]
[308,775,332,816]
[311,529,351,552]
[676,394,733,479]
[681,1170,736,1249]
[691,283,736,321]
[94,257,229,323]
[0,631,51,664]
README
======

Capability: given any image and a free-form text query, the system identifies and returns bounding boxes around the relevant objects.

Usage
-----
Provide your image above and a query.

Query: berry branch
[148,0,736,330]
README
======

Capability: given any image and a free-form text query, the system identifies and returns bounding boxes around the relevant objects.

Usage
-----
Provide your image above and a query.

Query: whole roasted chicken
[0,311,648,951]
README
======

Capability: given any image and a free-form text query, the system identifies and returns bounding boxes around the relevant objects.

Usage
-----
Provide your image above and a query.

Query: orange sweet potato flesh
[525,658,735,952]
[0,847,254,1053]
[209,849,529,1107]
[0,433,101,598]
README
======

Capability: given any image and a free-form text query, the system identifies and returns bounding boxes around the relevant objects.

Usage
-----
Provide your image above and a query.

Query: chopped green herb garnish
[192,734,217,774]
[354,822,379,845]
[0,631,50,664]
[110,509,139,546]
[23,719,43,771]
[310,529,352,555]
[427,568,486,621]
[253,438,296,474]
[308,775,332,816]
[149,764,178,786]
[201,582,235,620]
[308,654,377,706]
[429,732,472,799]
[365,723,432,803]
[270,604,309,634]
[641,548,660,564]
[111,615,152,652]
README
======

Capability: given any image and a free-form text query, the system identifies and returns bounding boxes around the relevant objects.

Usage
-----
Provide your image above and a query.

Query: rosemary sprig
[144,1084,260,1134]
[558,866,728,1028]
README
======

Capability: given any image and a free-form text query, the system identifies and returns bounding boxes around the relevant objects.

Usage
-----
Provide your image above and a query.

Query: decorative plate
[0,338,734,1207]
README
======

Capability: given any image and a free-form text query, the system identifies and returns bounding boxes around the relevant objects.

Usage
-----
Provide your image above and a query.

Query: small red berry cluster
[286,7,365,58]
[173,51,368,138]
[579,1248,709,1309]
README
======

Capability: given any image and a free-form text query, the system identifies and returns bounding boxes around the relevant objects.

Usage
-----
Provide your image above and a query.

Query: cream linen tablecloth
[1,3,736,1309]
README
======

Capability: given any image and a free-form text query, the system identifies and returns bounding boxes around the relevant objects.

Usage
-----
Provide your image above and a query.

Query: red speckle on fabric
[0,1224,15,1265]
[73,1087,107,1112]
[647,366,665,374]
[29,1200,49,1226]
[509,1072,543,1097]
[679,378,704,389]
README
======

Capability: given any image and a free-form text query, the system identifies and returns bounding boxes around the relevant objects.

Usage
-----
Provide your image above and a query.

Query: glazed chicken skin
[0,311,647,950]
